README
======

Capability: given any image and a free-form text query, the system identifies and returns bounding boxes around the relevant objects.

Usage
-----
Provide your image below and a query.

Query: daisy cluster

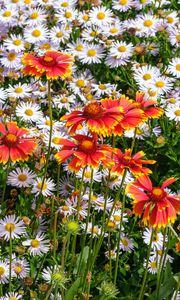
[0,0,179,299]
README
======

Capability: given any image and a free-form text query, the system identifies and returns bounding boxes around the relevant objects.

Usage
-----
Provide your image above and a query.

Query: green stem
[173,280,180,300]
[168,224,180,241]
[56,164,61,199]
[138,229,154,300]
[0,284,2,297]
[44,285,53,300]
[156,227,167,299]
[53,211,58,264]
[108,231,112,279]
[61,236,68,271]
[1,160,11,209]
[9,230,12,292]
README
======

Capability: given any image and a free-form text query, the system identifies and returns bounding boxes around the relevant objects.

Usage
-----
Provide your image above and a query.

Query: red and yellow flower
[22,51,73,79]
[111,149,156,176]
[61,99,124,136]
[127,175,180,228]
[135,91,163,119]
[54,134,114,171]
[0,122,37,164]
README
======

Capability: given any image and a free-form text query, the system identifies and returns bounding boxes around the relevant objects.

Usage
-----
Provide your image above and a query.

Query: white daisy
[0,88,8,103]
[0,261,9,284]
[1,292,22,300]
[24,25,49,44]
[66,39,86,58]
[0,215,26,241]
[120,234,134,252]
[89,6,113,27]
[102,20,123,37]
[12,257,30,279]
[6,83,32,99]
[82,222,101,237]
[144,256,158,274]
[0,51,23,69]
[7,167,36,188]
[164,11,179,28]
[148,76,173,95]
[31,177,56,197]
[133,64,160,88]
[43,130,68,150]
[36,116,63,132]
[16,102,43,122]
[168,27,180,46]
[25,7,47,26]
[55,8,78,24]
[22,233,50,256]
[91,82,117,97]
[165,103,180,122]
[3,34,25,53]
[112,0,133,12]
[168,57,180,78]
[53,0,77,10]
[142,228,164,250]
[79,44,105,64]
[53,93,76,110]
[0,6,18,25]
[136,14,159,37]
[132,0,154,10]
[76,167,102,183]
[49,25,71,45]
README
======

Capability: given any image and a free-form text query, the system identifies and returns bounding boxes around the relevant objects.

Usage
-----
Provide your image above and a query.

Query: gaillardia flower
[127,175,180,228]
[55,134,114,171]
[135,91,163,119]
[0,122,37,164]
[22,51,73,79]
[111,149,156,176]
[61,99,124,137]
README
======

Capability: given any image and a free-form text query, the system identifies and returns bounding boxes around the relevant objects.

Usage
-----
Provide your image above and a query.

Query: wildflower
[135,91,163,119]
[165,103,180,122]
[6,83,32,99]
[24,25,49,44]
[98,281,119,298]
[89,6,113,27]
[111,149,156,176]
[16,102,43,123]
[142,228,164,250]
[76,166,102,183]
[81,222,100,237]
[42,265,68,288]
[127,175,180,228]
[0,215,26,240]
[120,234,134,252]
[22,233,50,256]
[7,167,36,188]
[112,0,133,11]
[1,292,22,300]
[144,256,158,274]
[22,51,73,80]
[12,257,30,278]
[3,34,25,53]
[78,44,105,64]
[0,51,23,69]
[55,134,114,172]
[0,261,9,284]
[31,177,56,197]
[61,99,124,136]
[0,122,37,164]
[168,57,180,78]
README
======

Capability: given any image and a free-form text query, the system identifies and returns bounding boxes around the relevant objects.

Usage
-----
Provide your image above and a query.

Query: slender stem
[138,229,154,300]
[156,227,167,299]
[83,168,94,243]
[9,230,12,292]
[0,284,2,297]
[44,285,53,300]
[54,285,59,300]
[168,224,180,241]
[37,80,53,206]
[56,164,61,199]
[53,211,58,264]
[108,231,112,279]
[61,236,68,271]
[1,160,10,209]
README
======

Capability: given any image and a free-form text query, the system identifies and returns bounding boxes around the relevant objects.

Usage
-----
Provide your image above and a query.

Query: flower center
[5,223,15,232]
[176,64,180,71]
[118,46,126,52]
[87,49,97,57]
[148,89,157,97]
[99,84,106,90]
[119,0,127,5]
[143,73,152,80]
[7,52,16,61]
[83,15,89,21]
[14,264,23,274]
[91,227,98,234]
[32,29,41,37]
[37,182,47,190]
[114,215,121,221]
[61,1,69,7]
[40,43,51,50]
[79,138,96,154]
[9,297,18,300]
[76,79,85,87]
[31,239,40,248]
[25,108,34,116]
[56,31,63,38]
[175,109,180,116]
[153,234,159,242]
[150,261,156,269]
[176,34,180,42]
[41,55,56,66]
[24,0,31,3]
[151,187,165,200]
[75,44,84,51]
[84,171,91,178]
[64,11,72,18]
[155,81,165,88]
[15,87,23,94]
[97,12,105,20]
[121,238,128,246]
[0,109,4,116]
[90,31,98,37]
[83,102,103,119]
[18,174,28,181]
[30,12,39,19]
[13,39,22,46]
[109,27,118,34]
[45,119,54,126]
[0,267,5,277]
[167,16,174,24]
[168,98,176,104]
[3,11,11,17]
[122,155,131,164]
[5,133,18,146]
[52,137,61,144]
[144,20,153,27]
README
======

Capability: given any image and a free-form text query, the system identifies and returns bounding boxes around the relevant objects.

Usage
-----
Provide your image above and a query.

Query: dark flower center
[83,102,103,119]
[78,138,96,154]
[4,133,18,147]
[151,187,166,201]
[40,55,56,67]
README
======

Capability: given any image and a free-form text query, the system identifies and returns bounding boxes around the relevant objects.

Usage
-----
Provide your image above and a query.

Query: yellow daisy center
[90,31,98,37]
[99,84,106,90]
[7,52,16,61]
[32,29,41,37]
[176,64,180,71]
[6,133,17,143]
[64,11,72,18]
[175,109,180,116]
[24,0,31,3]
[9,297,18,300]
[148,89,157,97]
[84,171,91,178]
[109,27,118,34]
[15,87,23,94]
[61,97,68,103]
[62,205,69,211]
[176,34,180,41]
[52,137,61,144]
[118,45,126,52]
[18,174,28,181]
[153,234,159,242]
[61,1,69,7]
[140,0,147,3]
[31,239,40,248]
[14,265,23,274]
[143,73,152,80]
[87,49,97,57]
[41,43,51,50]
[37,182,47,190]
[12,0,19,2]
[3,11,12,17]
[45,119,54,126]
[56,31,63,38]
[97,12,105,20]
[150,261,156,269]
[75,44,83,51]
[167,16,174,24]
[0,109,4,117]
[13,39,22,46]
[144,20,153,27]
[5,223,15,232]
[76,79,85,87]
[0,267,5,277]
[121,238,129,246]
[91,227,98,234]
[119,0,127,5]
[107,220,116,228]
[155,81,165,88]
[83,15,89,21]
[168,98,176,104]
[136,128,144,135]
[30,12,39,19]
[114,215,121,221]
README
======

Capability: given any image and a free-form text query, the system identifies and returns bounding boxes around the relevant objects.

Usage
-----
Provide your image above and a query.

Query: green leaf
[65,277,81,300]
